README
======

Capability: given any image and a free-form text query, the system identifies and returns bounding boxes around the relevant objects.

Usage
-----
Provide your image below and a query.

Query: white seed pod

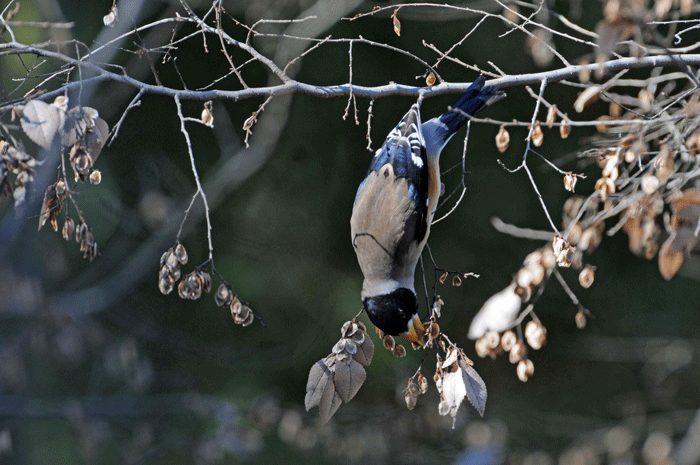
[89,169,102,185]
[103,6,118,27]
[525,321,546,350]
[579,265,595,288]
[509,341,526,364]
[475,337,490,358]
[500,330,517,352]
[641,174,659,194]
[517,359,535,382]
[484,330,500,350]
[564,172,577,192]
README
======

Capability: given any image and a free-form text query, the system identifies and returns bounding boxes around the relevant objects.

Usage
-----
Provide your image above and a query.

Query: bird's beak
[401,314,426,346]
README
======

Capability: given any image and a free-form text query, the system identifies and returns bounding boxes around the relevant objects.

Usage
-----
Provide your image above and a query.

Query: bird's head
[363,288,425,345]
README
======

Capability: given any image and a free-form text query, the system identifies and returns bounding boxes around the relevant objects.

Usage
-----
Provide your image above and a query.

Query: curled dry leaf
[392,8,401,36]
[658,190,700,280]
[574,86,601,113]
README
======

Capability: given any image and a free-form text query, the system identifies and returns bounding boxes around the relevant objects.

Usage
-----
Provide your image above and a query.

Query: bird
[350,76,504,345]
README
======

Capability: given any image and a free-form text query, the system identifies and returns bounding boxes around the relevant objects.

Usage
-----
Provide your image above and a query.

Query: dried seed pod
[564,172,577,192]
[198,269,212,293]
[609,101,622,118]
[501,330,516,351]
[578,58,591,83]
[439,271,448,284]
[484,330,500,350]
[103,5,118,27]
[159,275,175,295]
[405,390,417,410]
[230,298,242,317]
[517,359,534,382]
[356,320,367,332]
[525,321,546,350]
[383,334,396,351]
[429,321,440,339]
[595,177,615,202]
[418,373,428,394]
[475,336,490,358]
[578,265,595,288]
[201,102,214,127]
[215,284,233,307]
[392,9,401,36]
[546,104,557,128]
[509,341,526,364]
[575,310,587,329]
[392,344,406,358]
[531,121,543,147]
[241,309,255,327]
[89,170,101,185]
[574,86,601,113]
[62,215,75,241]
[641,174,659,195]
[452,275,462,287]
[496,125,510,153]
[560,115,571,139]
[426,71,436,87]
[174,243,188,265]
[375,327,385,338]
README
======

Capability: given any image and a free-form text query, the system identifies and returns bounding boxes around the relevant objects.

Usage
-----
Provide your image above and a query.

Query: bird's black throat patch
[363,288,418,336]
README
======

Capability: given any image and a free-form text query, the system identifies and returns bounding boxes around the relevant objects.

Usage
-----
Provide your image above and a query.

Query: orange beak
[401,314,426,346]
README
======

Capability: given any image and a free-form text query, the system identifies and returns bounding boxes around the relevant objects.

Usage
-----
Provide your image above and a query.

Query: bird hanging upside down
[350,76,505,345]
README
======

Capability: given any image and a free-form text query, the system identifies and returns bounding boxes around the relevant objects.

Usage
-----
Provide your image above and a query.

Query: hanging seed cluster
[216,285,255,327]
[570,73,700,281]
[305,320,374,423]
[0,139,36,207]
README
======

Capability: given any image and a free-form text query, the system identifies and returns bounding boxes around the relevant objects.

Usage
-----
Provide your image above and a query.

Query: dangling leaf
[334,358,366,403]
[440,369,467,423]
[85,117,109,161]
[305,356,335,411]
[20,100,62,150]
[459,358,487,417]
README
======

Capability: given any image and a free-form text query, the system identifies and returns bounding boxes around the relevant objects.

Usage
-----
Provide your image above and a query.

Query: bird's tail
[439,76,505,134]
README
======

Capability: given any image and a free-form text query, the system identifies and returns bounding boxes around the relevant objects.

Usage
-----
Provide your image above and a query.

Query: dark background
[1,0,699,463]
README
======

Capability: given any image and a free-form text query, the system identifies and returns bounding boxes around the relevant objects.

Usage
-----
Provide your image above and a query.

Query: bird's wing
[351,105,429,292]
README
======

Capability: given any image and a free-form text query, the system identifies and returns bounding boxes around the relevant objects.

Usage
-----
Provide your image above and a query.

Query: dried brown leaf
[392,9,401,36]
[334,358,366,403]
